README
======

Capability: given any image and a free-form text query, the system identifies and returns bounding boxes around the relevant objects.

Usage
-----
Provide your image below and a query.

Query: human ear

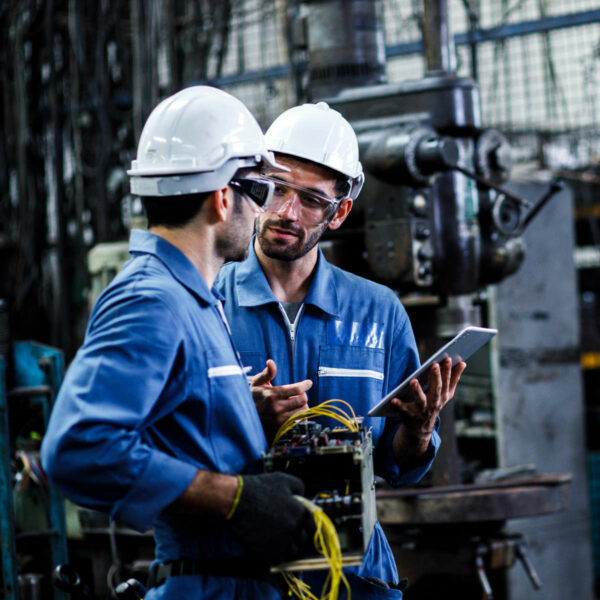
[328,198,353,230]
[212,187,230,222]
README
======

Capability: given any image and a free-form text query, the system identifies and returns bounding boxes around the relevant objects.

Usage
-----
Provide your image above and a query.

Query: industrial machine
[303,0,559,335]
[291,0,588,598]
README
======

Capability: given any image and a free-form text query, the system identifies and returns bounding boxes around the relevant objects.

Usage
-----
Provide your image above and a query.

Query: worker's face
[218,171,263,262]
[256,157,339,262]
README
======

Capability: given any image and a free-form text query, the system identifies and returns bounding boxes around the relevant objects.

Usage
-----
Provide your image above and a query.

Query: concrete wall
[494,180,594,600]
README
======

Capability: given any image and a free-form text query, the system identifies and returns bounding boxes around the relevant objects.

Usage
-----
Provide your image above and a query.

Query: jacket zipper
[278,303,304,382]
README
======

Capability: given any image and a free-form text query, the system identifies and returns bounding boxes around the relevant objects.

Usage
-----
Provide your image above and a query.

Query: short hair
[140,167,256,228]
[141,192,210,228]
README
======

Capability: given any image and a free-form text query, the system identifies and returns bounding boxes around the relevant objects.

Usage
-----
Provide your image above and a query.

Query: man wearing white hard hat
[215,102,465,598]
[42,86,316,599]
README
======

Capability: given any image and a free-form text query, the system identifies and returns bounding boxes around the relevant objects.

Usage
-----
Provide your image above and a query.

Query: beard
[216,195,253,262]
[256,214,329,261]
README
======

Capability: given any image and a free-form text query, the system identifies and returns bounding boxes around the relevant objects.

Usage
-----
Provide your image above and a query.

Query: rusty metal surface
[376,474,572,524]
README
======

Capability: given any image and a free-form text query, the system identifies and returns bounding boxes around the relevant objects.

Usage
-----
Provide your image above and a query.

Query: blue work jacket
[42,230,284,599]
[215,242,441,598]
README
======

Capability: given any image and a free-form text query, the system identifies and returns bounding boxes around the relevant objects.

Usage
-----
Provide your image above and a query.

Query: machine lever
[456,166,563,236]
[515,542,543,590]
[520,180,564,230]
[115,578,147,599]
[474,554,494,600]
[454,165,532,209]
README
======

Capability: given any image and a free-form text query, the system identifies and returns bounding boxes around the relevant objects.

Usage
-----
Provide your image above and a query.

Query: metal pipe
[422,0,456,74]
[305,0,387,99]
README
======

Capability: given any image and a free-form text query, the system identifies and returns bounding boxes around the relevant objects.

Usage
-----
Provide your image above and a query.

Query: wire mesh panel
[212,0,600,165]
[382,0,423,46]
[206,0,292,126]
[474,24,600,131]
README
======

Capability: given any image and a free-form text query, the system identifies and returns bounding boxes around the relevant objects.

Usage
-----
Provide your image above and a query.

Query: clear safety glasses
[260,175,342,224]
[229,178,276,212]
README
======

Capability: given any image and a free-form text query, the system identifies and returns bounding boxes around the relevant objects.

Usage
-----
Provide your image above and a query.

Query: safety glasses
[260,175,342,223]
[229,178,275,212]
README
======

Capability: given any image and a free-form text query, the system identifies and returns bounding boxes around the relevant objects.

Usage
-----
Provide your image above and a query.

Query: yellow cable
[319,399,359,424]
[273,399,359,598]
[283,496,351,600]
[282,572,319,600]
[272,399,360,445]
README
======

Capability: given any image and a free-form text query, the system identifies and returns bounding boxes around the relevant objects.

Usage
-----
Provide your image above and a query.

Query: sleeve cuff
[382,418,441,488]
[112,451,199,532]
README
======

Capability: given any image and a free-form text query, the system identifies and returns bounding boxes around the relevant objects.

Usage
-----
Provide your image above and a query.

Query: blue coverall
[215,241,441,599]
[41,230,286,599]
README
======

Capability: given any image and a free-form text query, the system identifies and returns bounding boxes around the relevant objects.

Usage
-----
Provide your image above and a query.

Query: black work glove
[227,472,316,566]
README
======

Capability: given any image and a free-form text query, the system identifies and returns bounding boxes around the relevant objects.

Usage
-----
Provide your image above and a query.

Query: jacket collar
[129,229,217,306]
[234,239,339,317]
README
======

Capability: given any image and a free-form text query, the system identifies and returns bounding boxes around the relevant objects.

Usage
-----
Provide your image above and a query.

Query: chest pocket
[317,345,385,419]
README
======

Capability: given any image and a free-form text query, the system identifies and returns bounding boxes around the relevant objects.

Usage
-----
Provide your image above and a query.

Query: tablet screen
[367,326,497,417]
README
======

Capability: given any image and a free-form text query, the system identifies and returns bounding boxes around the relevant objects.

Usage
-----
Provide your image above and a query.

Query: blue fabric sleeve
[379,417,441,487]
[377,304,442,487]
[41,293,199,532]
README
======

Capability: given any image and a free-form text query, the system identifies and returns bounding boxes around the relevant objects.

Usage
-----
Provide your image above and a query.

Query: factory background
[1,0,600,599]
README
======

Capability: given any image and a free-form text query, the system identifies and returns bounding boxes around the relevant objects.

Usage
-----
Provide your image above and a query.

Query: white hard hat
[265,102,364,200]
[128,86,286,197]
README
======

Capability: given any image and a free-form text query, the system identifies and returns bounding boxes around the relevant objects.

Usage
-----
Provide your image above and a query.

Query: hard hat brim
[129,153,289,197]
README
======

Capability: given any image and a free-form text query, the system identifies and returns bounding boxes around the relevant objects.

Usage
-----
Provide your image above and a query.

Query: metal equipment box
[263,421,376,570]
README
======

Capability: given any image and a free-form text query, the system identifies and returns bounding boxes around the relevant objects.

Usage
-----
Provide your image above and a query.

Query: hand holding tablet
[368,326,497,418]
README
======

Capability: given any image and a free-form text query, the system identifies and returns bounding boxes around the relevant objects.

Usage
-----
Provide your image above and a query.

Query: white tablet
[367,326,497,417]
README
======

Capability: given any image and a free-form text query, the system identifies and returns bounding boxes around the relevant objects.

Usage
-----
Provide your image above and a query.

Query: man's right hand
[250,359,311,442]
[227,472,315,565]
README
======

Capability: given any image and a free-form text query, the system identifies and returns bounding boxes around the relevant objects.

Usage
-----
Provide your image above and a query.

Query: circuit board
[263,420,376,570]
